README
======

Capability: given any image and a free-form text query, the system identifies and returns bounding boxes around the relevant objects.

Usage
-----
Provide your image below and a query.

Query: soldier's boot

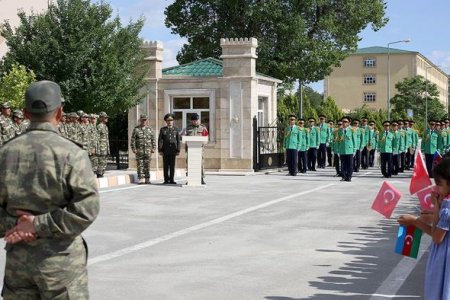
[201,178,206,185]
[145,177,151,184]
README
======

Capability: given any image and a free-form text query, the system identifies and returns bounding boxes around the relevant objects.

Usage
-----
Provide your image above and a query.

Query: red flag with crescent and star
[417,185,436,210]
[410,150,433,195]
[371,181,402,218]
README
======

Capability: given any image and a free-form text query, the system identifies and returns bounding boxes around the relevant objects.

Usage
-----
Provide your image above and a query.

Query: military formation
[281,114,448,182]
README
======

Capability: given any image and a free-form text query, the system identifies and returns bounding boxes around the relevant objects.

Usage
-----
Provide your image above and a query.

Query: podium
[182,136,208,186]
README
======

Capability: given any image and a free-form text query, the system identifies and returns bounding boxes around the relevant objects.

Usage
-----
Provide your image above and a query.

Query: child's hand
[431,191,443,209]
[397,214,417,226]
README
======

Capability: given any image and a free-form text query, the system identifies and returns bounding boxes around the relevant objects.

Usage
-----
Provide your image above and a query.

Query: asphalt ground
[0,166,430,299]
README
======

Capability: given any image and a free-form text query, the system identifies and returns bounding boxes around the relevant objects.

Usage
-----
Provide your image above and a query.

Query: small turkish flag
[433,150,442,168]
[371,181,402,218]
[201,127,209,136]
[417,186,436,210]
[410,150,433,195]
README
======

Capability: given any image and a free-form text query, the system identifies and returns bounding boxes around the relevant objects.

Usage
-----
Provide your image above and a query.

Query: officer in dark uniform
[158,113,180,184]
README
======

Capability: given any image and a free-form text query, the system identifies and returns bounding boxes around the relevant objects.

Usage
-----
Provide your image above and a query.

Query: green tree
[0,0,145,116]
[165,0,387,83]
[317,96,343,122]
[303,86,323,109]
[391,75,445,124]
[0,63,36,109]
[277,94,298,125]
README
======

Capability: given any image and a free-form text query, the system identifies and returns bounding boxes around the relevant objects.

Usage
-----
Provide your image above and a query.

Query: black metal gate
[253,117,285,171]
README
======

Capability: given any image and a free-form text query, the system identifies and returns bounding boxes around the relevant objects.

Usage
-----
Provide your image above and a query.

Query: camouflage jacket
[185,124,208,136]
[0,122,100,239]
[0,115,16,145]
[130,125,155,155]
[87,123,98,154]
[12,122,28,136]
[97,123,110,155]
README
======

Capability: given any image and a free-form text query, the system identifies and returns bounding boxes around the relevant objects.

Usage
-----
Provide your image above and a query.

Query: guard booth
[253,117,286,171]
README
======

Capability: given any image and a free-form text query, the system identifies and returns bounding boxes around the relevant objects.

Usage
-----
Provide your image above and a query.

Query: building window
[363,92,376,102]
[363,57,376,68]
[172,96,210,134]
[257,96,268,127]
[363,74,376,84]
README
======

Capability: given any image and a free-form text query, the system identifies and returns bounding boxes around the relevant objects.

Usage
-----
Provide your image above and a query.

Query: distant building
[128,38,281,172]
[0,0,50,58]
[324,46,449,113]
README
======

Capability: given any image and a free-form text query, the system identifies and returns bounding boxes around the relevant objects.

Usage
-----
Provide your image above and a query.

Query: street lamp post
[424,66,432,129]
[387,39,411,120]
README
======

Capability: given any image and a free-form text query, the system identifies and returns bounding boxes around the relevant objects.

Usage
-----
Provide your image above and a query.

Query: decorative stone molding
[220,38,258,47]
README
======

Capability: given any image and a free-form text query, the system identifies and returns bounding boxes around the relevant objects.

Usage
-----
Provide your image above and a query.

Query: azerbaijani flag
[395,225,422,259]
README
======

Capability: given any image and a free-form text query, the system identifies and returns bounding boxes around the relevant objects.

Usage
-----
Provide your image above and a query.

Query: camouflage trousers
[136,153,151,179]
[2,236,89,299]
[96,155,108,176]
[90,154,98,174]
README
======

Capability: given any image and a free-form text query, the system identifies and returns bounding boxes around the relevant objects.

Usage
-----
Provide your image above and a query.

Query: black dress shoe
[163,181,169,184]
[201,179,206,185]
[169,181,177,184]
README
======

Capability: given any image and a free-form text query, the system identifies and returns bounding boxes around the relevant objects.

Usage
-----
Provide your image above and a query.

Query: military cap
[319,114,326,119]
[140,114,148,120]
[308,117,316,122]
[191,113,200,121]
[71,112,79,118]
[391,121,398,126]
[77,110,84,116]
[382,121,390,126]
[1,102,11,109]
[99,111,109,118]
[12,109,23,118]
[81,112,89,118]
[25,81,62,115]
[164,113,174,121]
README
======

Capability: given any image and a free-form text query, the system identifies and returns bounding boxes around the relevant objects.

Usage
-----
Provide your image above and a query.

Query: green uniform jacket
[351,127,361,150]
[412,129,419,148]
[392,131,401,154]
[366,129,377,150]
[422,128,439,154]
[318,122,330,144]
[398,130,406,153]
[361,125,369,148]
[405,128,413,149]
[447,128,450,148]
[308,126,320,148]
[283,125,301,150]
[296,127,309,151]
[331,129,341,154]
[438,130,448,153]
[338,127,355,155]
[377,130,394,153]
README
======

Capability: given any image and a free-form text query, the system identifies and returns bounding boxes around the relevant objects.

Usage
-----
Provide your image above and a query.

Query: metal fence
[107,139,129,169]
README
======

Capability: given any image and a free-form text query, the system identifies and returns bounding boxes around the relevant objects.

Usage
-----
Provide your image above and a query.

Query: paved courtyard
[0,167,429,299]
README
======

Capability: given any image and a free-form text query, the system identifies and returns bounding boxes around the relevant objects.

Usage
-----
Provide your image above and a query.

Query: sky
[98,0,450,92]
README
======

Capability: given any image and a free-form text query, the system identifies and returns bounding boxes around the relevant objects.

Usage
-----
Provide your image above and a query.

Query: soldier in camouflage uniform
[12,110,28,135]
[78,112,90,151]
[0,80,99,299]
[96,111,110,178]
[184,113,208,184]
[57,112,67,137]
[88,114,99,173]
[0,102,16,146]
[131,114,155,184]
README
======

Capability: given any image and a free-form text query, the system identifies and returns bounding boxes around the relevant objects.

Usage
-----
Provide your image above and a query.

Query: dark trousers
[380,152,393,177]
[369,149,376,167]
[327,146,332,166]
[392,154,399,175]
[307,148,317,170]
[334,153,341,175]
[353,149,361,172]
[298,151,307,173]
[286,149,298,175]
[425,153,434,178]
[410,149,416,168]
[318,143,327,168]
[399,152,406,172]
[361,147,369,169]
[163,154,176,182]
[406,150,415,169]
[340,154,353,180]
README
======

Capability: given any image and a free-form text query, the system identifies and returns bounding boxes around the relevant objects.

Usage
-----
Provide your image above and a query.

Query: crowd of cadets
[0,102,110,178]
[284,114,450,182]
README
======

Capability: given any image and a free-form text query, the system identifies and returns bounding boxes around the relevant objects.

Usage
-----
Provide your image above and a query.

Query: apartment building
[324,46,449,112]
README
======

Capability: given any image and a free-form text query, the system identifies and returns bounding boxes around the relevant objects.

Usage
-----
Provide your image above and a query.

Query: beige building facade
[324,46,449,112]
[128,38,280,172]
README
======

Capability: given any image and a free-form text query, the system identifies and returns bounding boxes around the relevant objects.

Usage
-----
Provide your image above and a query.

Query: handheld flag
[371,181,402,218]
[433,150,443,168]
[201,127,209,136]
[417,186,436,210]
[410,150,432,195]
[395,225,422,259]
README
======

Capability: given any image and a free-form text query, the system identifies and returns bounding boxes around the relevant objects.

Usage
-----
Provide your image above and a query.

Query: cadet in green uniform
[317,114,330,168]
[410,120,419,168]
[360,118,370,169]
[158,113,180,184]
[283,115,300,176]
[391,122,401,175]
[422,120,439,177]
[0,80,99,299]
[352,119,362,172]
[185,113,208,184]
[367,121,378,167]
[131,114,156,184]
[378,121,394,178]
[397,120,407,172]
[338,117,355,182]
[437,121,448,153]
[96,112,110,178]
[296,118,309,173]
[326,120,334,167]
[307,117,320,171]
[332,121,343,176]
[404,120,413,170]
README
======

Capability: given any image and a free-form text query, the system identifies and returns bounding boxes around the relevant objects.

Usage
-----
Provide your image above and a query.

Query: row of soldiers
[283,114,424,181]
[0,102,30,145]
[57,110,110,177]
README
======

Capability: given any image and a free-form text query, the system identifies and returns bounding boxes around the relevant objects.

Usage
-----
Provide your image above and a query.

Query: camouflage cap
[77,110,84,117]
[140,114,148,120]
[1,102,11,109]
[99,111,108,118]
[71,112,79,118]
[25,80,62,115]
[13,109,23,118]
